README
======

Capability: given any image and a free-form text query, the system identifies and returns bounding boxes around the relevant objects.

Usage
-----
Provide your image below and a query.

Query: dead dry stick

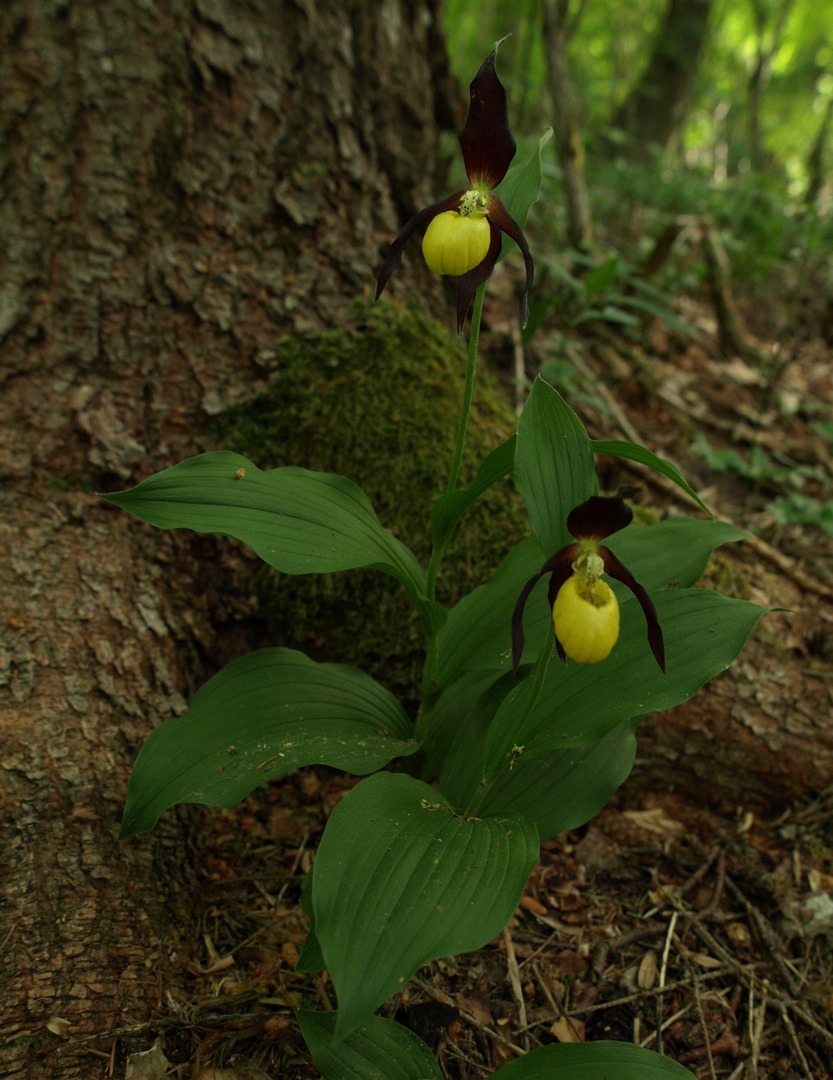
[679,845,721,898]
[640,1003,693,1050]
[656,910,679,1055]
[680,1030,740,1067]
[700,218,769,366]
[550,967,734,1027]
[724,875,803,997]
[518,927,561,973]
[691,971,718,1080]
[502,926,530,1051]
[747,979,767,1080]
[440,1038,493,1077]
[692,916,833,1055]
[779,1003,814,1080]
[275,831,309,905]
[787,998,833,1050]
[532,961,584,1044]
[695,851,726,922]
[569,347,644,445]
[736,531,833,604]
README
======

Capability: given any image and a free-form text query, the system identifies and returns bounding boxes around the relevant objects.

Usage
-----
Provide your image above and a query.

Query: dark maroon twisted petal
[487,195,534,328]
[455,222,503,331]
[375,192,464,302]
[511,544,578,672]
[599,547,666,673]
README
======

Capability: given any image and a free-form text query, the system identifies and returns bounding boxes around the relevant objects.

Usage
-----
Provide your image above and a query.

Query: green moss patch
[218,300,529,709]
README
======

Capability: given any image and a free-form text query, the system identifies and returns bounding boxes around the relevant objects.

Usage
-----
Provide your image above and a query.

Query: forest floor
[78,256,833,1080]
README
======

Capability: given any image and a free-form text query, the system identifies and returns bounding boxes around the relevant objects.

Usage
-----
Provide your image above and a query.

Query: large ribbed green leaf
[513,378,597,557]
[119,648,416,838]
[312,772,539,1040]
[297,1010,443,1080]
[483,588,766,775]
[492,1041,695,1078]
[437,518,746,684]
[102,451,444,634]
[430,435,516,550]
[476,718,638,840]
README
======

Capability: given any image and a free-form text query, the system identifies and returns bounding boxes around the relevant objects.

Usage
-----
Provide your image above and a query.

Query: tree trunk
[747,0,795,172]
[627,547,833,811]
[612,0,713,161]
[805,92,833,206]
[542,0,594,250]
[0,1,454,1075]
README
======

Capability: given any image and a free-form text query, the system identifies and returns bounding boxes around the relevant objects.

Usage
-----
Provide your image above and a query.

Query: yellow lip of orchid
[552,572,620,665]
[422,211,491,277]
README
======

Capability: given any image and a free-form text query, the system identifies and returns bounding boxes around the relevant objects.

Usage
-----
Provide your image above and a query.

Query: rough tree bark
[612,0,713,161]
[0,1,456,1075]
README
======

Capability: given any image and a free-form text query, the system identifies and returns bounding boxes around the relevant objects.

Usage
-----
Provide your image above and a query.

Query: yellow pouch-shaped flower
[552,573,620,665]
[422,211,491,276]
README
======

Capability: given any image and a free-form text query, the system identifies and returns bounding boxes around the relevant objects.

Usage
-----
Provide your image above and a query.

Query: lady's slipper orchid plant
[376,41,534,331]
[512,488,666,672]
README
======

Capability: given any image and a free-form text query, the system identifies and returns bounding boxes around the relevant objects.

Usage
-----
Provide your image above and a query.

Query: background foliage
[443,0,833,279]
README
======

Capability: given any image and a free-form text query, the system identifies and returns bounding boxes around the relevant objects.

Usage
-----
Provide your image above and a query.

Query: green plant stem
[447,286,487,492]
[464,622,556,817]
[424,283,487,604]
[418,283,487,724]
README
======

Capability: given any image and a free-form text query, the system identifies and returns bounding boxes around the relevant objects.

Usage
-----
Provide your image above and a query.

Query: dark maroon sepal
[600,547,666,673]
[511,545,578,672]
[375,192,464,301]
[486,196,534,327]
[459,44,516,189]
[455,222,502,331]
[567,488,636,541]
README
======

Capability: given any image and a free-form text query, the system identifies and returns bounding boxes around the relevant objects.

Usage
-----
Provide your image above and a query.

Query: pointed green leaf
[430,435,516,550]
[312,772,539,1040]
[514,379,597,557]
[438,520,746,684]
[295,868,325,973]
[592,439,711,517]
[435,683,638,841]
[491,1040,695,1078]
[119,648,416,838]
[484,589,767,774]
[478,718,638,840]
[419,668,500,783]
[438,669,523,809]
[102,451,445,635]
[437,537,544,685]
[297,1010,444,1080]
[495,128,553,262]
